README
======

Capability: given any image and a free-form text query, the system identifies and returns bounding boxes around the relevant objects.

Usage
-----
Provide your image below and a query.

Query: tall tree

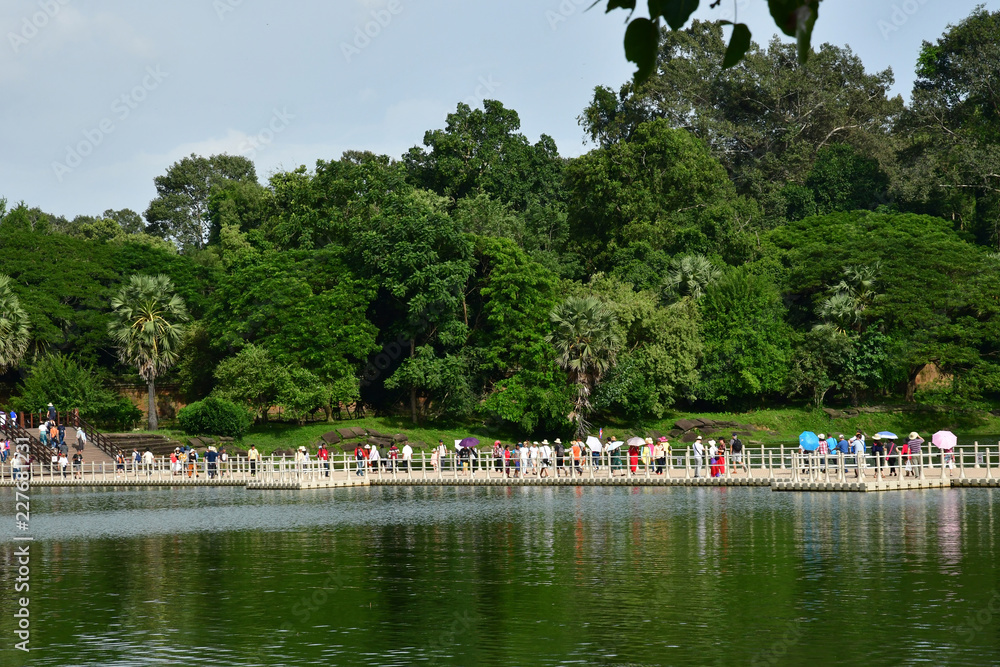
[403,100,565,212]
[0,274,30,371]
[566,119,761,268]
[898,7,1000,247]
[581,22,902,216]
[145,154,258,251]
[546,296,622,436]
[108,274,190,430]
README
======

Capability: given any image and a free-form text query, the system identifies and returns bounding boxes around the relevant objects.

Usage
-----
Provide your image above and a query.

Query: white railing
[1,443,996,484]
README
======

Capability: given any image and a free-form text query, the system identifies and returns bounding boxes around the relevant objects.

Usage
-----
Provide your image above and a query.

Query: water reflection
[0,486,997,666]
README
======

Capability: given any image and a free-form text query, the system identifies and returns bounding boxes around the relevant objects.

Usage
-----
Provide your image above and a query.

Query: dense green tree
[566,119,760,268]
[469,236,571,432]
[212,345,285,422]
[774,211,1000,402]
[581,22,902,216]
[145,153,258,251]
[403,100,564,211]
[108,274,190,430]
[587,275,702,418]
[205,250,378,419]
[698,267,791,404]
[898,7,1000,247]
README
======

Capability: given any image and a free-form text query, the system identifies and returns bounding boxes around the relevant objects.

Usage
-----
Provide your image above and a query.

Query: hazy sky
[0,0,992,220]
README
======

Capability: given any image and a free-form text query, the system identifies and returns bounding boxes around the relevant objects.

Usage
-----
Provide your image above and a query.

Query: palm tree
[816,263,881,333]
[0,274,30,371]
[108,275,189,430]
[546,296,622,437]
[662,254,722,303]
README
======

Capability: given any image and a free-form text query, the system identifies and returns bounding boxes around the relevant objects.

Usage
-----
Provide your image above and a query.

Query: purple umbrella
[458,437,480,449]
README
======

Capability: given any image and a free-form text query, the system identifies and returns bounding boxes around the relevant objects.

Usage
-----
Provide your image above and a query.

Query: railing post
[988,447,995,480]
[974,442,980,468]
[768,450,774,481]
[779,445,786,469]
[685,449,691,479]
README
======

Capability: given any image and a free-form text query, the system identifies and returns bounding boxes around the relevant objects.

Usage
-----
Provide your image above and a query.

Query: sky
[0,0,994,221]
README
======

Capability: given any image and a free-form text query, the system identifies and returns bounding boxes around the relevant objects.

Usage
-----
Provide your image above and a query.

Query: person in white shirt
[142,448,155,476]
[401,443,413,472]
[692,436,705,478]
[518,445,529,477]
[529,442,540,475]
[540,441,552,478]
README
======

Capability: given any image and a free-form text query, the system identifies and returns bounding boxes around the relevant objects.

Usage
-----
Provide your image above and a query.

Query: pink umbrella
[932,430,957,450]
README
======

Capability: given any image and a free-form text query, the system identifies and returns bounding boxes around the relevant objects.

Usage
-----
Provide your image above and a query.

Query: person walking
[907,432,924,477]
[885,438,898,476]
[355,444,367,476]
[401,442,413,473]
[492,441,504,472]
[730,433,747,475]
[142,448,155,477]
[77,426,87,451]
[871,434,885,476]
[853,437,866,479]
[653,438,666,475]
[692,436,704,478]
[318,443,330,477]
[248,444,261,476]
[206,446,219,478]
[540,440,552,478]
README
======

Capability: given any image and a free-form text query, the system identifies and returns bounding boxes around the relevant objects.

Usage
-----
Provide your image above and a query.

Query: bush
[94,397,144,432]
[178,397,251,438]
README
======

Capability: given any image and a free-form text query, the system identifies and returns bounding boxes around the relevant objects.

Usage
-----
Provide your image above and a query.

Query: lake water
[2,485,999,666]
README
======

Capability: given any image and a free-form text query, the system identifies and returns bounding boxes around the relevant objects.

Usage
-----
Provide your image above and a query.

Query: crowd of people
[798,431,933,478]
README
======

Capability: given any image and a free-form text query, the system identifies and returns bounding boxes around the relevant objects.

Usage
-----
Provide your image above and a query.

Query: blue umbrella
[799,431,820,451]
[876,431,898,439]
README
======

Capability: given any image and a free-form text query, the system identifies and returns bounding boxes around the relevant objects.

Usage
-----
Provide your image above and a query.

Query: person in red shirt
[317,443,330,477]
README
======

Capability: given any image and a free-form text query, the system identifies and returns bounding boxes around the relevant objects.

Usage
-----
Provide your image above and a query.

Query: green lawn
[136,404,1000,456]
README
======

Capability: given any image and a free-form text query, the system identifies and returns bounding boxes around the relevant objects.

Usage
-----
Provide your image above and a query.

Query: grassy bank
[141,405,1000,455]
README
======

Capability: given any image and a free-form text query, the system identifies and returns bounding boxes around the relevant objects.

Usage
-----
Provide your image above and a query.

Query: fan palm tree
[108,275,189,430]
[662,254,722,303]
[816,263,881,333]
[546,296,622,437]
[0,274,30,372]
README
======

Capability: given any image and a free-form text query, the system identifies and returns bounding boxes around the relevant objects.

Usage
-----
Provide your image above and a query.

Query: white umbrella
[604,440,624,451]
[586,436,603,452]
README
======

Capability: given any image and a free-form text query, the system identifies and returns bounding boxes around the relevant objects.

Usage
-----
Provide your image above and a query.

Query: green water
[2,485,999,666]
